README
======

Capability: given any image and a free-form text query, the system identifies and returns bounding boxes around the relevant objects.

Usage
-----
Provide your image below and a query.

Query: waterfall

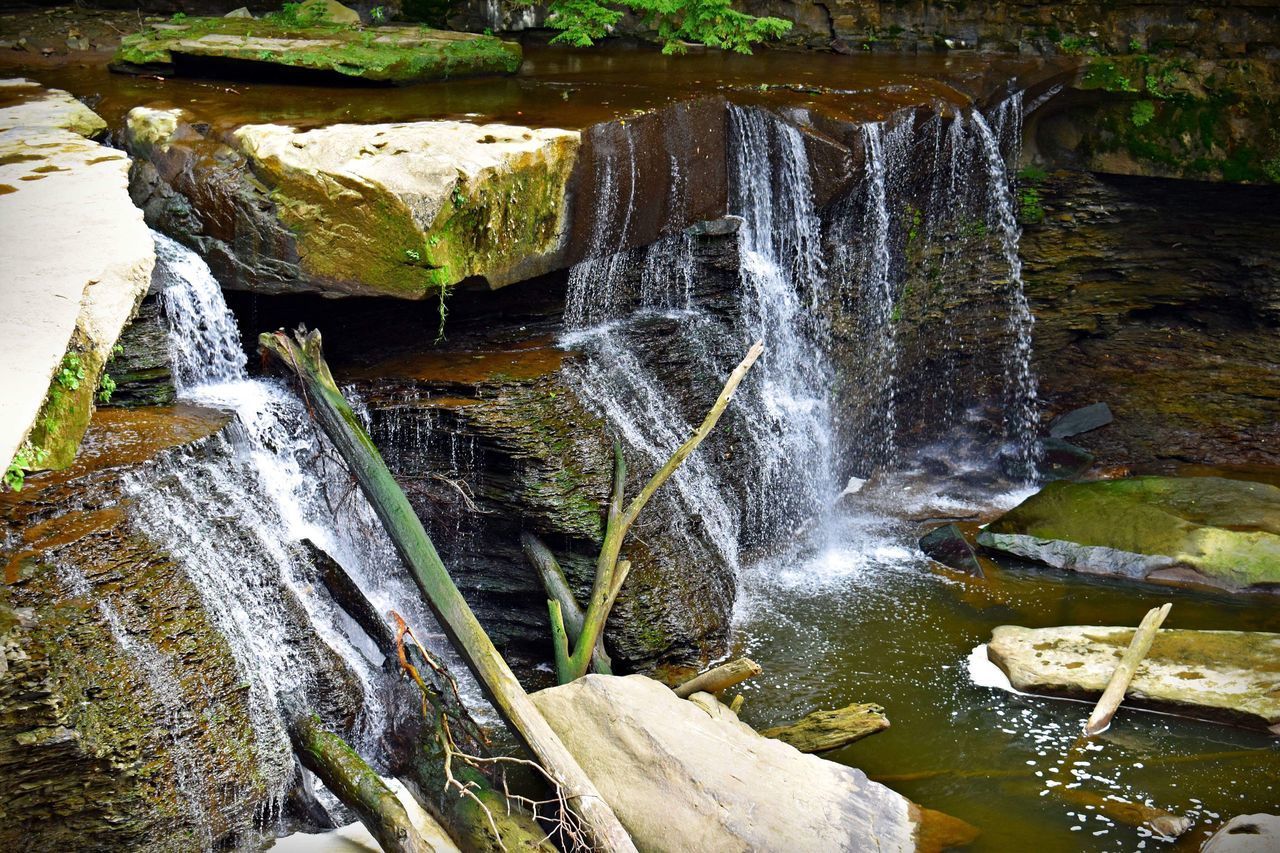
[122,234,447,823]
[972,97,1042,481]
[559,106,838,577]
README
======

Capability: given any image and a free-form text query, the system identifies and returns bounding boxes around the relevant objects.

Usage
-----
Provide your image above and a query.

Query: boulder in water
[986,625,1280,733]
[1201,814,1280,852]
[531,673,958,851]
[760,702,891,753]
[976,476,1280,592]
[919,523,984,577]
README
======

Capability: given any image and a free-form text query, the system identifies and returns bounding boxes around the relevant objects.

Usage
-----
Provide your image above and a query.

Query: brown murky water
[731,480,1280,852]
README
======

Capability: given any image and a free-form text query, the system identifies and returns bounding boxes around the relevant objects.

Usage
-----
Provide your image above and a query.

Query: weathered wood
[1084,603,1172,736]
[521,531,611,675]
[760,703,890,753]
[1059,786,1191,838]
[673,658,762,699]
[290,715,435,853]
[261,328,637,853]
[564,343,764,683]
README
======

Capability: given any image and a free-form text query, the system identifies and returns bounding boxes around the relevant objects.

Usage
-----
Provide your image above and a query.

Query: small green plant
[170,11,188,22]
[5,441,48,491]
[1018,186,1045,224]
[56,353,86,392]
[1128,37,1143,52]
[1017,164,1048,183]
[98,373,117,404]
[434,283,453,343]
[371,5,388,22]
[1130,100,1156,127]
[451,186,466,208]
[405,248,422,262]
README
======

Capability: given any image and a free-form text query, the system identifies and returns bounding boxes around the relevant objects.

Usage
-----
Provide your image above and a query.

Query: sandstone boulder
[531,674,936,852]
[976,476,1280,592]
[987,625,1280,733]
[0,80,154,475]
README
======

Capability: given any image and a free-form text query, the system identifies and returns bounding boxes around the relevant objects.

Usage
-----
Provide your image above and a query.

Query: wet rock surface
[978,476,1280,592]
[987,625,1280,732]
[1022,171,1280,468]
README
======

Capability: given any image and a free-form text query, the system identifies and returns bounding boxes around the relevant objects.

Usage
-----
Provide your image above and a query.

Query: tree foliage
[541,0,792,54]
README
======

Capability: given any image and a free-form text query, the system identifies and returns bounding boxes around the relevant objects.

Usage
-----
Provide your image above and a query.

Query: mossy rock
[978,476,1280,592]
[112,17,521,84]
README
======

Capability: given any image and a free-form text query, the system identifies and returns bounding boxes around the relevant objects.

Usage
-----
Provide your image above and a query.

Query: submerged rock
[977,476,1280,592]
[0,80,154,474]
[987,625,1280,733]
[531,674,945,851]
[112,17,520,84]
[919,523,984,577]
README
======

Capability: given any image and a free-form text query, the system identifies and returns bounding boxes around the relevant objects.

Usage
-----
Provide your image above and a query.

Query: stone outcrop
[987,625,1280,732]
[112,16,521,84]
[977,476,1280,592]
[1202,814,1280,853]
[0,79,154,477]
[531,674,936,851]
[0,405,368,851]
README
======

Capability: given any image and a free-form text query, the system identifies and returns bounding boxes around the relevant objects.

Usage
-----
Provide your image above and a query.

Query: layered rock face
[0,80,155,475]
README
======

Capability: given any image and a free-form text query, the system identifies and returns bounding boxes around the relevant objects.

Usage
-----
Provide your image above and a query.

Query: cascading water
[559,106,839,580]
[122,234,448,829]
[972,95,1042,481]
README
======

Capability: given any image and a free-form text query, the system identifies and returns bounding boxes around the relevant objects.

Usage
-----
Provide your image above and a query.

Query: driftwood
[548,343,765,684]
[521,531,612,675]
[262,328,636,853]
[303,540,552,852]
[1084,603,1172,736]
[290,715,436,853]
[1058,787,1191,838]
[760,702,890,753]
[673,658,762,699]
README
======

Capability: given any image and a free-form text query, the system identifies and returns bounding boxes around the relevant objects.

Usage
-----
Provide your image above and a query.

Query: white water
[124,234,449,820]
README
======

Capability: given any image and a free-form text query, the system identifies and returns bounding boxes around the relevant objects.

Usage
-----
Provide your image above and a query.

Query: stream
[3,33,1278,853]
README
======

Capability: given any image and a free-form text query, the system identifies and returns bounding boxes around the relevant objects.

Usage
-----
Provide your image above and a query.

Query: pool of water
[731,476,1280,851]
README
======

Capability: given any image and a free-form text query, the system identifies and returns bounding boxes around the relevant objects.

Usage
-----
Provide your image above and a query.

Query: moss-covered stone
[112,17,521,84]
[978,476,1280,592]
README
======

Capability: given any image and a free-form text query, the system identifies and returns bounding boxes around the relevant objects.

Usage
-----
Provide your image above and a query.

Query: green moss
[112,18,520,83]
[26,346,105,470]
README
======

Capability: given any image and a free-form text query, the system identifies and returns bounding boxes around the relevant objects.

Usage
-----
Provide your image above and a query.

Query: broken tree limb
[1084,603,1172,736]
[673,658,762,699]
[304,541,552,851]
[261,328,637,853]
[290,714,436,853]
[563,342,765,683]
[521,531,611,675]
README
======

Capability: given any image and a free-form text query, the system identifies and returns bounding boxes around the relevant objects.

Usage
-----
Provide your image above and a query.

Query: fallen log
[303,538,398,657]
[673,658,762,699]
[262,328,636,853]
[1084,602,1172,736]
[1058,785,1191,838]
[290,714,436,853]
[760,702,890,753]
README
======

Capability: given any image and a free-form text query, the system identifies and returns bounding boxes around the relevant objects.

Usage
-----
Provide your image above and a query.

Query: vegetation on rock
[539,0,792,54]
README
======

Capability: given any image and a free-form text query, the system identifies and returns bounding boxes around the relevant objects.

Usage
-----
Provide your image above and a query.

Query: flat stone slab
[111,17,521,84]
[0,80,154,474]
[977,476,1280,592]
[987,625,1280,733]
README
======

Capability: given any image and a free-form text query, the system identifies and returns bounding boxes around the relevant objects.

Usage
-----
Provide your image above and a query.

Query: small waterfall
[559,106,839,576]
[972,98,1042,481]
[123,234,447,823]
